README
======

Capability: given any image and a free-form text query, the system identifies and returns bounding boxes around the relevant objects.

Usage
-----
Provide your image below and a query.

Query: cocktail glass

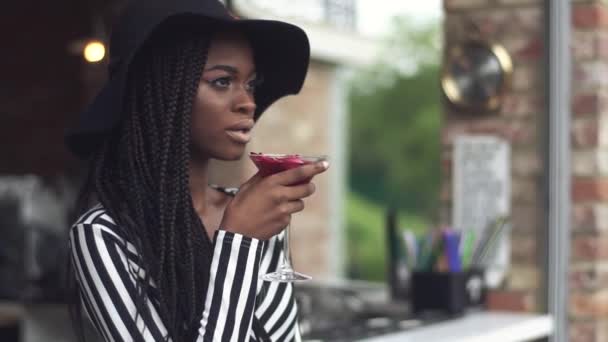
[249,152,327,282]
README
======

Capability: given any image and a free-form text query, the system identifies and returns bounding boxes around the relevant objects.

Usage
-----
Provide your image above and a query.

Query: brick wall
[442,0,545,313]
[571,1,608,340]
[443,0,608,341]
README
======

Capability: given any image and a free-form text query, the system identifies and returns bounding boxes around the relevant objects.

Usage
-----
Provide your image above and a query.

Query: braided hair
[68,21,214,342]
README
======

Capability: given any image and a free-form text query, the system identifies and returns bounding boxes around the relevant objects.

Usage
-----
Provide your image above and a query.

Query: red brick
[512,148,542,177]
[573,204,597,232]
[512,178,540,204]
[516,37,543,60]
[486,289,535,312]
[572,118,599,148]
[508,264,540,290]
[570,319,608,342]
[511,63,542,92]
[440,181,452,201]
[573,3,608,29]
[441,156,452,176]
[574,62,608,91]
[570,320,597,342]
[441,119,470,146]
[569,263,608,292]
[573,93,601,116]
[572,236,608,261]
[501,94,542,118]
[470,10,512,37]
[511,203,540,234]
[468,118,537,146]
[570,291,608,317]
[443,14,465,42]
[511,235,537,264]
[573,30,596,61]
[572,203,608,233]
[570,266,596,292]
[597,32,608,59]
[502,35,543,62]
[466,7,542,38]
[572,178,608,202]
[511,6,543,34]
[573,31,608,61]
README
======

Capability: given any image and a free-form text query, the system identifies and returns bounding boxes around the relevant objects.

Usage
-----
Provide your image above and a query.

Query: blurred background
[1,0,602,341]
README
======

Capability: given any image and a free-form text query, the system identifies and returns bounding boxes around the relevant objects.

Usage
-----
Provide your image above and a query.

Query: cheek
[190,90,227,142]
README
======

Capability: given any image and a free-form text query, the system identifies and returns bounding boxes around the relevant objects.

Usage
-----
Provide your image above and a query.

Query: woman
[65,0,328,341]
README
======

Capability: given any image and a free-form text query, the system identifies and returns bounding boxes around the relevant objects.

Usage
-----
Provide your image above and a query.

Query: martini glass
[249,152,327,282]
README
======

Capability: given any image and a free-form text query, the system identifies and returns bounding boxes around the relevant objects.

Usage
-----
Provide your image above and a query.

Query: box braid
[68,24,214,342]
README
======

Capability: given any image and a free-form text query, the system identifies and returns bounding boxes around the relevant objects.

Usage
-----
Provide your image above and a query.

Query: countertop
[359,311,554,342]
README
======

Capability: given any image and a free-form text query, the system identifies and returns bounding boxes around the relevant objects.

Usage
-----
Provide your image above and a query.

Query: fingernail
[319,161,329,170]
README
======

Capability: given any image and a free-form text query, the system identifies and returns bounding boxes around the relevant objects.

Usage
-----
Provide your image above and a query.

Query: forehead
[206,30,255,68]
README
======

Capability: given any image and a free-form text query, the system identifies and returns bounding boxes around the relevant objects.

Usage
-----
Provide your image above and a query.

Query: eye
[208,76,232,89]
[245,75,265,92]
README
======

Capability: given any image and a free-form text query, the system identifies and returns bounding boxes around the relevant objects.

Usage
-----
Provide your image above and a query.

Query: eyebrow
[204,64,256,76]
[204,65,239,74]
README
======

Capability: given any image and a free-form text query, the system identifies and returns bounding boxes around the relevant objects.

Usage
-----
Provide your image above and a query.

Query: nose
[234,88,256,117]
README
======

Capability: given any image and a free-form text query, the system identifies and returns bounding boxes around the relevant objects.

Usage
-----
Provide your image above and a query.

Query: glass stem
[280,224,294,272]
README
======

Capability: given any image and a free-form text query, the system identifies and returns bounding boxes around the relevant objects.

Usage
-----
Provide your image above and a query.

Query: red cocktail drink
[248,152,327,282]
[249,153,318,184]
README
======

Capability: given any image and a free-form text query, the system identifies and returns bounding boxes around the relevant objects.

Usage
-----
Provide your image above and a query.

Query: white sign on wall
[453,135,511,287]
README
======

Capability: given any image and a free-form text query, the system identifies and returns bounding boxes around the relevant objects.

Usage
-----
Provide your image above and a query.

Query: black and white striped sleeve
[69,210,265,342]
[69,213,170,341]
[198,230,264,341]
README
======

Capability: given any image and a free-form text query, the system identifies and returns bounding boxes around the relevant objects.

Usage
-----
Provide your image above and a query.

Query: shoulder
[69,204,141,261]
[70,203,123,241]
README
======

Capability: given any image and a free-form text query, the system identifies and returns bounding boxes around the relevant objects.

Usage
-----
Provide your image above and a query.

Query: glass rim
[249,152,328,161]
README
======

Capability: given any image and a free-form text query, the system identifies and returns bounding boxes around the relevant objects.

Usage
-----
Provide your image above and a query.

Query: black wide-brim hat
[65,0,310,158]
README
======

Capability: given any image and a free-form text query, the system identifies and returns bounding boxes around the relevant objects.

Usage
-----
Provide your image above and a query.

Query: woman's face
[190,30,259,162]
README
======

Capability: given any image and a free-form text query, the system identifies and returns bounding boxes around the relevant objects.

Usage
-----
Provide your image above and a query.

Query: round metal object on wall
[441,40,513,113]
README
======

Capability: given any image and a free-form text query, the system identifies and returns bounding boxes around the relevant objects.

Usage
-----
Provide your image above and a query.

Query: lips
[225,120,254,144]
[227,119,254,131]
[225,129,252,144]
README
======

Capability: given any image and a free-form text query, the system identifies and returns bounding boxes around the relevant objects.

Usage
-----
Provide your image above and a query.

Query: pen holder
[411,269,486,315]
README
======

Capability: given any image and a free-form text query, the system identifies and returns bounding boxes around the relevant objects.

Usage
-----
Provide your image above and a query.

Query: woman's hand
[219,160,329,240]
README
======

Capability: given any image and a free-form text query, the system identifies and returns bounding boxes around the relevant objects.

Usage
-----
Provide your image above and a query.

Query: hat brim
[235,19,311,117]
[65,15,310,159]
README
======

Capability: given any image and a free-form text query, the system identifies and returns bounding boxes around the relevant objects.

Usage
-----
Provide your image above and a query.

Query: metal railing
[546,0,571,341]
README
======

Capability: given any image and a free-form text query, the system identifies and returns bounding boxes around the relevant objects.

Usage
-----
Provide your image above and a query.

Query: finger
[273,161,329,186]
[281,199,305,215]
[283,182,316,200]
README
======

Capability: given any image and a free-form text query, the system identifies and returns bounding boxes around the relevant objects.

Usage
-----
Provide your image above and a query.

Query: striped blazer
[69,188,301,341]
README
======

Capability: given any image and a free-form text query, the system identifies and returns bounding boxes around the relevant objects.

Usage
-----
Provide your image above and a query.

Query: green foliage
[346,191,429,281]
[348,17,442,217]
[345,16,442,281]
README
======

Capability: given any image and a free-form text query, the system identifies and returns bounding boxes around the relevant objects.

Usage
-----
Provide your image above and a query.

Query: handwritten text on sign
[453,135,510,231]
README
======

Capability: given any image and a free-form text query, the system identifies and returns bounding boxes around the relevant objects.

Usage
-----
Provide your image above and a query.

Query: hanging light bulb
[83,40,106,63]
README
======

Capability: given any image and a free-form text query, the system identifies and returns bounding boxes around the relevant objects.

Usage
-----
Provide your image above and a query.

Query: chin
[223,154,244,161]
[216,146,247,161]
